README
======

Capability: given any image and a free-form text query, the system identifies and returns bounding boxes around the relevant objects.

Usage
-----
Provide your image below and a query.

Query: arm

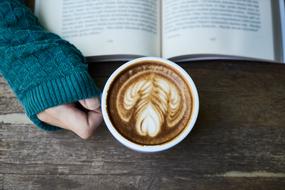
[0,0,101,131]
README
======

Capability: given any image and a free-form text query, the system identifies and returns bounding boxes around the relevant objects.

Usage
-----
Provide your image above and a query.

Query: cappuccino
[107,60,193,145]
[102,57,199,152]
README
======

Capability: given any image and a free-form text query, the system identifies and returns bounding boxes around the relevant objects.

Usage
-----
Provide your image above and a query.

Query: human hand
[37,97,103,139]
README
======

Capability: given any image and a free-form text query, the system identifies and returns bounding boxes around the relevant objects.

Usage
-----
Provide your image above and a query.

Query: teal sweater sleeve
[0,0,101,131]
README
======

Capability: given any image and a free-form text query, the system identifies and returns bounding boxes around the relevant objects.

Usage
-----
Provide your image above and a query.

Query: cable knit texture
[0,0,101,130]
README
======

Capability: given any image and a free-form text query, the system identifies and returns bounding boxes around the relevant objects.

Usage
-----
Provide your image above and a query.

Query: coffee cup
[101,57,199,152]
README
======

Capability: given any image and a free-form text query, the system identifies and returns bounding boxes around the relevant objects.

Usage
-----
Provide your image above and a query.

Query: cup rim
[101,57,199,152]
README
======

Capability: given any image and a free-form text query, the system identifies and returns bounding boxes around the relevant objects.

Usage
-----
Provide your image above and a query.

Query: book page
[35,0,160,57]
[162,0,275,61]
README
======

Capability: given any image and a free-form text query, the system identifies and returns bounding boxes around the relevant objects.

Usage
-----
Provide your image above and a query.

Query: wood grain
[0,122,284,175]
[0,77,23,114]
[0,174,3,190]
[3,175,285,190]
[1,60,285,189]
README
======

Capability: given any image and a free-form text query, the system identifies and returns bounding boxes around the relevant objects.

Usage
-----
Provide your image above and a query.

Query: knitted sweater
[0,0,101,130]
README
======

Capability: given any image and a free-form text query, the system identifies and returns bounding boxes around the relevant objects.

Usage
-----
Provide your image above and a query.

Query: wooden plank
[0,174,3,190]
[2,174,285,190]
[0,113,31,125]
[0,121,284,175]
[0,77,23,114]
[90,61,285,127]
[88,60,285,77]
[1,61,285,189]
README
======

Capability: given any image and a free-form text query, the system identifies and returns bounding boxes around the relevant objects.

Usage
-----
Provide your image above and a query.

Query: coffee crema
[107,60,193,145]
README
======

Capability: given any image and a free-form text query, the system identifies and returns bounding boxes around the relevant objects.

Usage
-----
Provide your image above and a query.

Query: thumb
[79,97,101,111]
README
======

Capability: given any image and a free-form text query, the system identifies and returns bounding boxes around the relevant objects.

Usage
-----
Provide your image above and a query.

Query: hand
[37,97,103,139]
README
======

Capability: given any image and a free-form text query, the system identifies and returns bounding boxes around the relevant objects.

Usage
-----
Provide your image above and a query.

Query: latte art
[107,60,193,145]
[117,74,186,137]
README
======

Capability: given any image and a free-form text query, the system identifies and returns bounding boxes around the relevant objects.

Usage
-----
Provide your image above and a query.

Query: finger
[51,104,102,139]
[86,110,103,132]
[79,97,101,111]
[37,103,103,139]
[63,105,103,139]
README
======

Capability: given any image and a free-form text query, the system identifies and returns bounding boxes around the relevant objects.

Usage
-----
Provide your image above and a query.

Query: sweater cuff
[20,71,101,131]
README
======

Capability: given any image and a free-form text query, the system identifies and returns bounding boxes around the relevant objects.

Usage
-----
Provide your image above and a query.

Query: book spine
[279,0,285,63]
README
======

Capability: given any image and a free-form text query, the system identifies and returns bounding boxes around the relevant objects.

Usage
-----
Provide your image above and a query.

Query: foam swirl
[117,74,186,137]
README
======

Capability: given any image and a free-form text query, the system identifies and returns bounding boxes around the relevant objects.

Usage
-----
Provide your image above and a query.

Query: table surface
[0,60,285,190]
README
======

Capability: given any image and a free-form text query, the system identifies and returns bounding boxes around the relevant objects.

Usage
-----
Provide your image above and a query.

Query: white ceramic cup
[101,57,199,153]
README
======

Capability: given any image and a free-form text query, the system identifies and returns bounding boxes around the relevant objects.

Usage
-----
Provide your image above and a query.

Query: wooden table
[0,60,285,189]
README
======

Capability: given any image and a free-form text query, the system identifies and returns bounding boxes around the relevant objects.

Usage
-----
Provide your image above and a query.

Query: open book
[35,0,285,63]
